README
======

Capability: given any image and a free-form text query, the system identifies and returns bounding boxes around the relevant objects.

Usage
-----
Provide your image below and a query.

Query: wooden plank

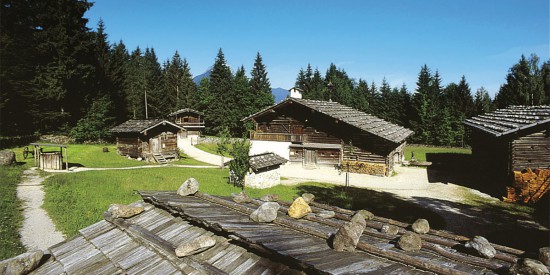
[79,220,115,240]
[211,247,247,271]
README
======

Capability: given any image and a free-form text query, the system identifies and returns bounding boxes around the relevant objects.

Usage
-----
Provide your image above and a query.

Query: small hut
[230,152,288,188]
[110,119,184,163]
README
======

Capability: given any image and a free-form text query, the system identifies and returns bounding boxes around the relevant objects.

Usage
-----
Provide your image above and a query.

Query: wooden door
[304,149,317,166]
[151,138,161,153]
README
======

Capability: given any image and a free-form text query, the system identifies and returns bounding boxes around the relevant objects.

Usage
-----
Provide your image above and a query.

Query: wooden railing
[176,122,205,127]
[250,132,303,142]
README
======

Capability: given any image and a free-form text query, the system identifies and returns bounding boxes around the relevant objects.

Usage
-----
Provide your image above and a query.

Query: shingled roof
[7,190,531,274]
[464,106,550,137]
[244,98,414,144]
[248,152,287,172]
[167,108,204,117]
[110,119,184,134]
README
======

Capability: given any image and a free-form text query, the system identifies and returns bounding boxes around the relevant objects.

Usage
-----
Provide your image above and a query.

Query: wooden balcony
[250,132,303,142]
[176,122,205,128]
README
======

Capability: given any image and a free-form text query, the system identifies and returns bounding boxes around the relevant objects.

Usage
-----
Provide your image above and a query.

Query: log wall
[116,137,141,158]
[511,131,550,171]
[506,168,550,204]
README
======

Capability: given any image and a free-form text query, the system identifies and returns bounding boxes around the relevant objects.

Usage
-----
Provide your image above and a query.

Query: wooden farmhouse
[110,119,184,164]
[243,98,413,176]
[5,188,534,274]
[464,106,550,203]
[167,108,205,140]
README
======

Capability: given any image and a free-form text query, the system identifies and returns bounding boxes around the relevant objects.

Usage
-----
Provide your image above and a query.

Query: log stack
[505,168,550,204]
[342,160,386,176]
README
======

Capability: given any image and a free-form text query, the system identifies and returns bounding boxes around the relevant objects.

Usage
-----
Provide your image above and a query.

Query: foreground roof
[9,188,532,274]
[464,105,550,137]
[244,98,414,144]
[110,119,184,134]
[167,108,204,117]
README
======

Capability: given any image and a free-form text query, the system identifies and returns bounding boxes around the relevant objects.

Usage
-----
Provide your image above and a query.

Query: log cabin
[243,98,414,176]
[464,105,550,203]
[110,119,184,163]
[167,108,205,140]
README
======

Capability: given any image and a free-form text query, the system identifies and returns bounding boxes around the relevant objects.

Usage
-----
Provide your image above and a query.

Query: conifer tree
[474,87,492,115]
[233,66,251,133]
[126,47,146,119]
[205,48,234,134]
[249,52,274,111]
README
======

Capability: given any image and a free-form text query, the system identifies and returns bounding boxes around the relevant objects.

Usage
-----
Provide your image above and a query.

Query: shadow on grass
[295,185,446,230]
[425,153,504,197]
[408,195,549,253]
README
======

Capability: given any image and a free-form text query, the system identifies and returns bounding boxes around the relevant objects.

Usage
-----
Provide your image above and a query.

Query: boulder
[539,247,550,266]
[175,236,216,257]
[381,224,400,235]
[301,193,315,203]
[411,219,430,234]
[107,202,145,218]
[0,250,44,275]
[250,202,280,222]
[287,197,312,219]
[397,232,422,251]
[232,191,251,203]
[356,209,374,220]
[259,194,279,202]
[177,178,200,196]
[0,150,16,166]
[508,258,549,275]
[333,213,366,252]
[465,236,496,259]
[317,210,335,219]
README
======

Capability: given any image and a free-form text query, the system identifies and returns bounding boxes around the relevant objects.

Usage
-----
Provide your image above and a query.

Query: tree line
[1,0,273,141]
[295,54,549,146]
[1,0,549,146]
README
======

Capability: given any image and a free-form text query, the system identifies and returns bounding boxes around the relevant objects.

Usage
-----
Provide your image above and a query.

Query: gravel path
[17,168,64,251]
[180,139,231,166]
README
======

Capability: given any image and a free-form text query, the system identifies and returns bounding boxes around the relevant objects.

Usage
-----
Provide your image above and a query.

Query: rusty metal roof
[464,105,550,137]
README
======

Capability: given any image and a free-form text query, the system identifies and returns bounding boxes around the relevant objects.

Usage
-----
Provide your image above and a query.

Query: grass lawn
[194,142,230,156]
[171,152,212,166]
[43,166,445,238]
[0,147,32,260]
[405,145,471,162]
[67,144,149,168]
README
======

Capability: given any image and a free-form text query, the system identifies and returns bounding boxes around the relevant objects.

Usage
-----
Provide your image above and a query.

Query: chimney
[289,87,302,99]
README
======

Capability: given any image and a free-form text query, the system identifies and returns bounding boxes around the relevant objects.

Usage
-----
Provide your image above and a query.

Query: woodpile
[505,168,550,204]
[342,160,386,175]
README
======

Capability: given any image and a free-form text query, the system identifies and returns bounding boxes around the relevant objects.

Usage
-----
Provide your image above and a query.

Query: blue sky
[85,0,549,97]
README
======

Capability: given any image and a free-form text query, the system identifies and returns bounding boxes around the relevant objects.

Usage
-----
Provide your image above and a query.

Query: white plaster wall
[245,168,281,189]
[249,140,291,160]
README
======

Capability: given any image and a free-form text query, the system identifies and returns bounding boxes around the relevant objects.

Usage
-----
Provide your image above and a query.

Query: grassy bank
[0,148,32,260]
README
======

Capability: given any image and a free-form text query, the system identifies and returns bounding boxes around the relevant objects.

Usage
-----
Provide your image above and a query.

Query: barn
[243,98,413,176]
[110,119,184,164]
[464,105,550,202]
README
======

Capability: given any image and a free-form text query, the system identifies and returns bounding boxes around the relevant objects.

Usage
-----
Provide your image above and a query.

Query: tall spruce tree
[126,47,146,119]
[474,87,492,115]
[249,52,274,112]
[142,48,164,118]
[233,66,251,133]
[205,48,234,134]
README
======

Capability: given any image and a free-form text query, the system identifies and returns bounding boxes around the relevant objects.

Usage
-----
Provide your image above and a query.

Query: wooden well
[39,152,63,170]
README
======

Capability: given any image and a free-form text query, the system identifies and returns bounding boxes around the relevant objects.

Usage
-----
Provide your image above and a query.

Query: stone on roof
[244,98,414,144]
[167,108,204,117]
[110,119,183,134]
[8,189,531,274]
[248,152,287,172]
[464,105,550,137]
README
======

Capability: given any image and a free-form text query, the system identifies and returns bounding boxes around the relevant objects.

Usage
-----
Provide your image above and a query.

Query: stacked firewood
[505,168,550,204]
[342,160,386,175]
